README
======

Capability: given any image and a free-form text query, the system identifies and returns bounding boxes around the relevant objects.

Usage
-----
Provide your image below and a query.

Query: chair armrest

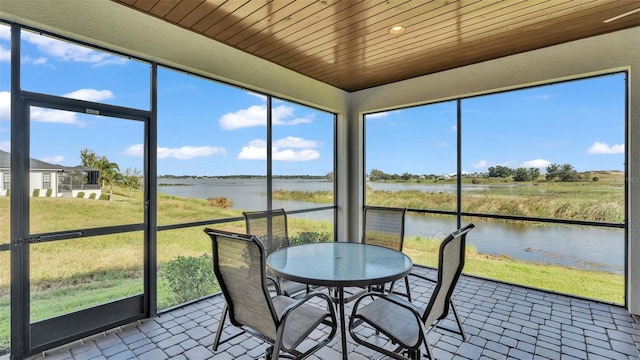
[282,291,336,318]
[279,291,338,334]
[408,271,436,284]
[266,275,281,294]
[351,291,421,319]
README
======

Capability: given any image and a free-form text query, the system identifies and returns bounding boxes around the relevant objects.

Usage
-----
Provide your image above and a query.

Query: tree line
[369,163,591,182]
[487,163,583,182]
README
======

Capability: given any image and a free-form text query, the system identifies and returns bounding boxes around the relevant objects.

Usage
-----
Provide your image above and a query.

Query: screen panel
[365,101,458,211]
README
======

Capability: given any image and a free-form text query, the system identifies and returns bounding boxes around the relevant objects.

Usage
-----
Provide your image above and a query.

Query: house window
[3,173,9,190]
[42,173,51,189]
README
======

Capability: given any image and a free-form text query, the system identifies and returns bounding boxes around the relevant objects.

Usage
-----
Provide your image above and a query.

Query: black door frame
[10,90,155,358]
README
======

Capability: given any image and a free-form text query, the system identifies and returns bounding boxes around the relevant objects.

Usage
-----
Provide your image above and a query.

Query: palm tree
[95,157,122,201]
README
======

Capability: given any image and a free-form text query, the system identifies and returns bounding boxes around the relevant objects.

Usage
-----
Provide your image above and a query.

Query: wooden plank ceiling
[112,0,640,92]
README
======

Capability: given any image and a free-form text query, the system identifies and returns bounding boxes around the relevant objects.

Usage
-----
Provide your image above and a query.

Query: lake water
[158,178,624,274]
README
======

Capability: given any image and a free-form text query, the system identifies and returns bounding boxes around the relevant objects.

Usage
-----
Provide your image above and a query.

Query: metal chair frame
[205,228,337,359]
[362,206,411,300]
[243,208,309,297]
[349,224,475,360]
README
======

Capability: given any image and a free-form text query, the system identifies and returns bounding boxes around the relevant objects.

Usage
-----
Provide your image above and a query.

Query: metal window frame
[362,71,629,306]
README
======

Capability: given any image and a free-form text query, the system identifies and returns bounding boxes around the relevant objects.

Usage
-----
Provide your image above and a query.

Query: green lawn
[0,178,627,353]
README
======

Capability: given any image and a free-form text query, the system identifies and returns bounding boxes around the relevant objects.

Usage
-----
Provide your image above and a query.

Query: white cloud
[63,89,114,102]
[366,112,389,119]
[274,149,319,161]
[0,92,9,121]
[219,104,312,130]
[237,143,266,160]
[473,160,488,168]
[0,45,10,62]
[521,159,552,168]
[1,89,113,125]
[122,144,144,156]
[21,54,49,66]
[122,144,226,159]
[21,31,126,66]
[587,142,624,154]
[2,89,114,125]
[30,107,83,125]
[40,155,65,164]
[31,56,48,65]
[0,140,9,152]
[366,110,403,120]
[0,26,9,41]
[272,105,312,126]
[237,137,320,161]
[433,141,448,148]
[274,136,318,148]
[247,91,267,101]
[219,105,266,130]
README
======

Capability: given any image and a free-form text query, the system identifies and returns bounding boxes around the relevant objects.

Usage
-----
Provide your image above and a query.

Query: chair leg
[423,340,434,360]
[450,300,466,340]
[404,276,412,302]
[264,346,274,360]
[212,302,228,351]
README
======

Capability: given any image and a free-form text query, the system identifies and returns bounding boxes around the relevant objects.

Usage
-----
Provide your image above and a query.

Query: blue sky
[366,73,625,175]
[0,26,334,176]
[0,25,626,177]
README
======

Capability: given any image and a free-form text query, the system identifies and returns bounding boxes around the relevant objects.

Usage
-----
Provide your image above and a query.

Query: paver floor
[15,266,640,359]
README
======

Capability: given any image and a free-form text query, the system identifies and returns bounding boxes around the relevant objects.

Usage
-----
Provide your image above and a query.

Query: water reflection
[406,215,624,274]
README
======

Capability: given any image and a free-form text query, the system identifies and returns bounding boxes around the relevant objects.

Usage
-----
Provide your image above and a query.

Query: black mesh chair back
[363,206,407,250]
[243,208,290,257]
[208,229,278,338]
[243,208,308,297]
[422,224,473,326]
[363,206,410,299]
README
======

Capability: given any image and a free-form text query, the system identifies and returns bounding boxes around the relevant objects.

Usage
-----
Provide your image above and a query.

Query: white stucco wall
[28,171,54,197]
[350,26,640,315]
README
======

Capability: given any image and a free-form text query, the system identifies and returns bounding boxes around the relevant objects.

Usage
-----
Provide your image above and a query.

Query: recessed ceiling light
[604,8,640,23]
[388,25,406,35]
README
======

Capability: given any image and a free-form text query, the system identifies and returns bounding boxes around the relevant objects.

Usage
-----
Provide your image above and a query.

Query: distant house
[0,150,102,198]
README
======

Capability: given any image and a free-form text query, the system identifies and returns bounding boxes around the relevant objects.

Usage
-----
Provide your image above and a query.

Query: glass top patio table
[266,242,413,287]
[266,242,413,360]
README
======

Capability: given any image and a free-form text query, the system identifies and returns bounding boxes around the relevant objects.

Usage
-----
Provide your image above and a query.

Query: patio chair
[243,208,308,297]
[362,206,411,300]
[327,206,410,304]
[204,228,337,359]
[348,223,475,360]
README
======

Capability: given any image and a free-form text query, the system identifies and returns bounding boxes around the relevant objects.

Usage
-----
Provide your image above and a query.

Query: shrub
[76,192,85,198]
[45,189,52,197]
[207,197,232,208]
[99,194,109,201]
[471,178,480,184]
[290,231,333,245]
[161,254,217,304]
[32,189,40,197]
[88,193,96,199]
